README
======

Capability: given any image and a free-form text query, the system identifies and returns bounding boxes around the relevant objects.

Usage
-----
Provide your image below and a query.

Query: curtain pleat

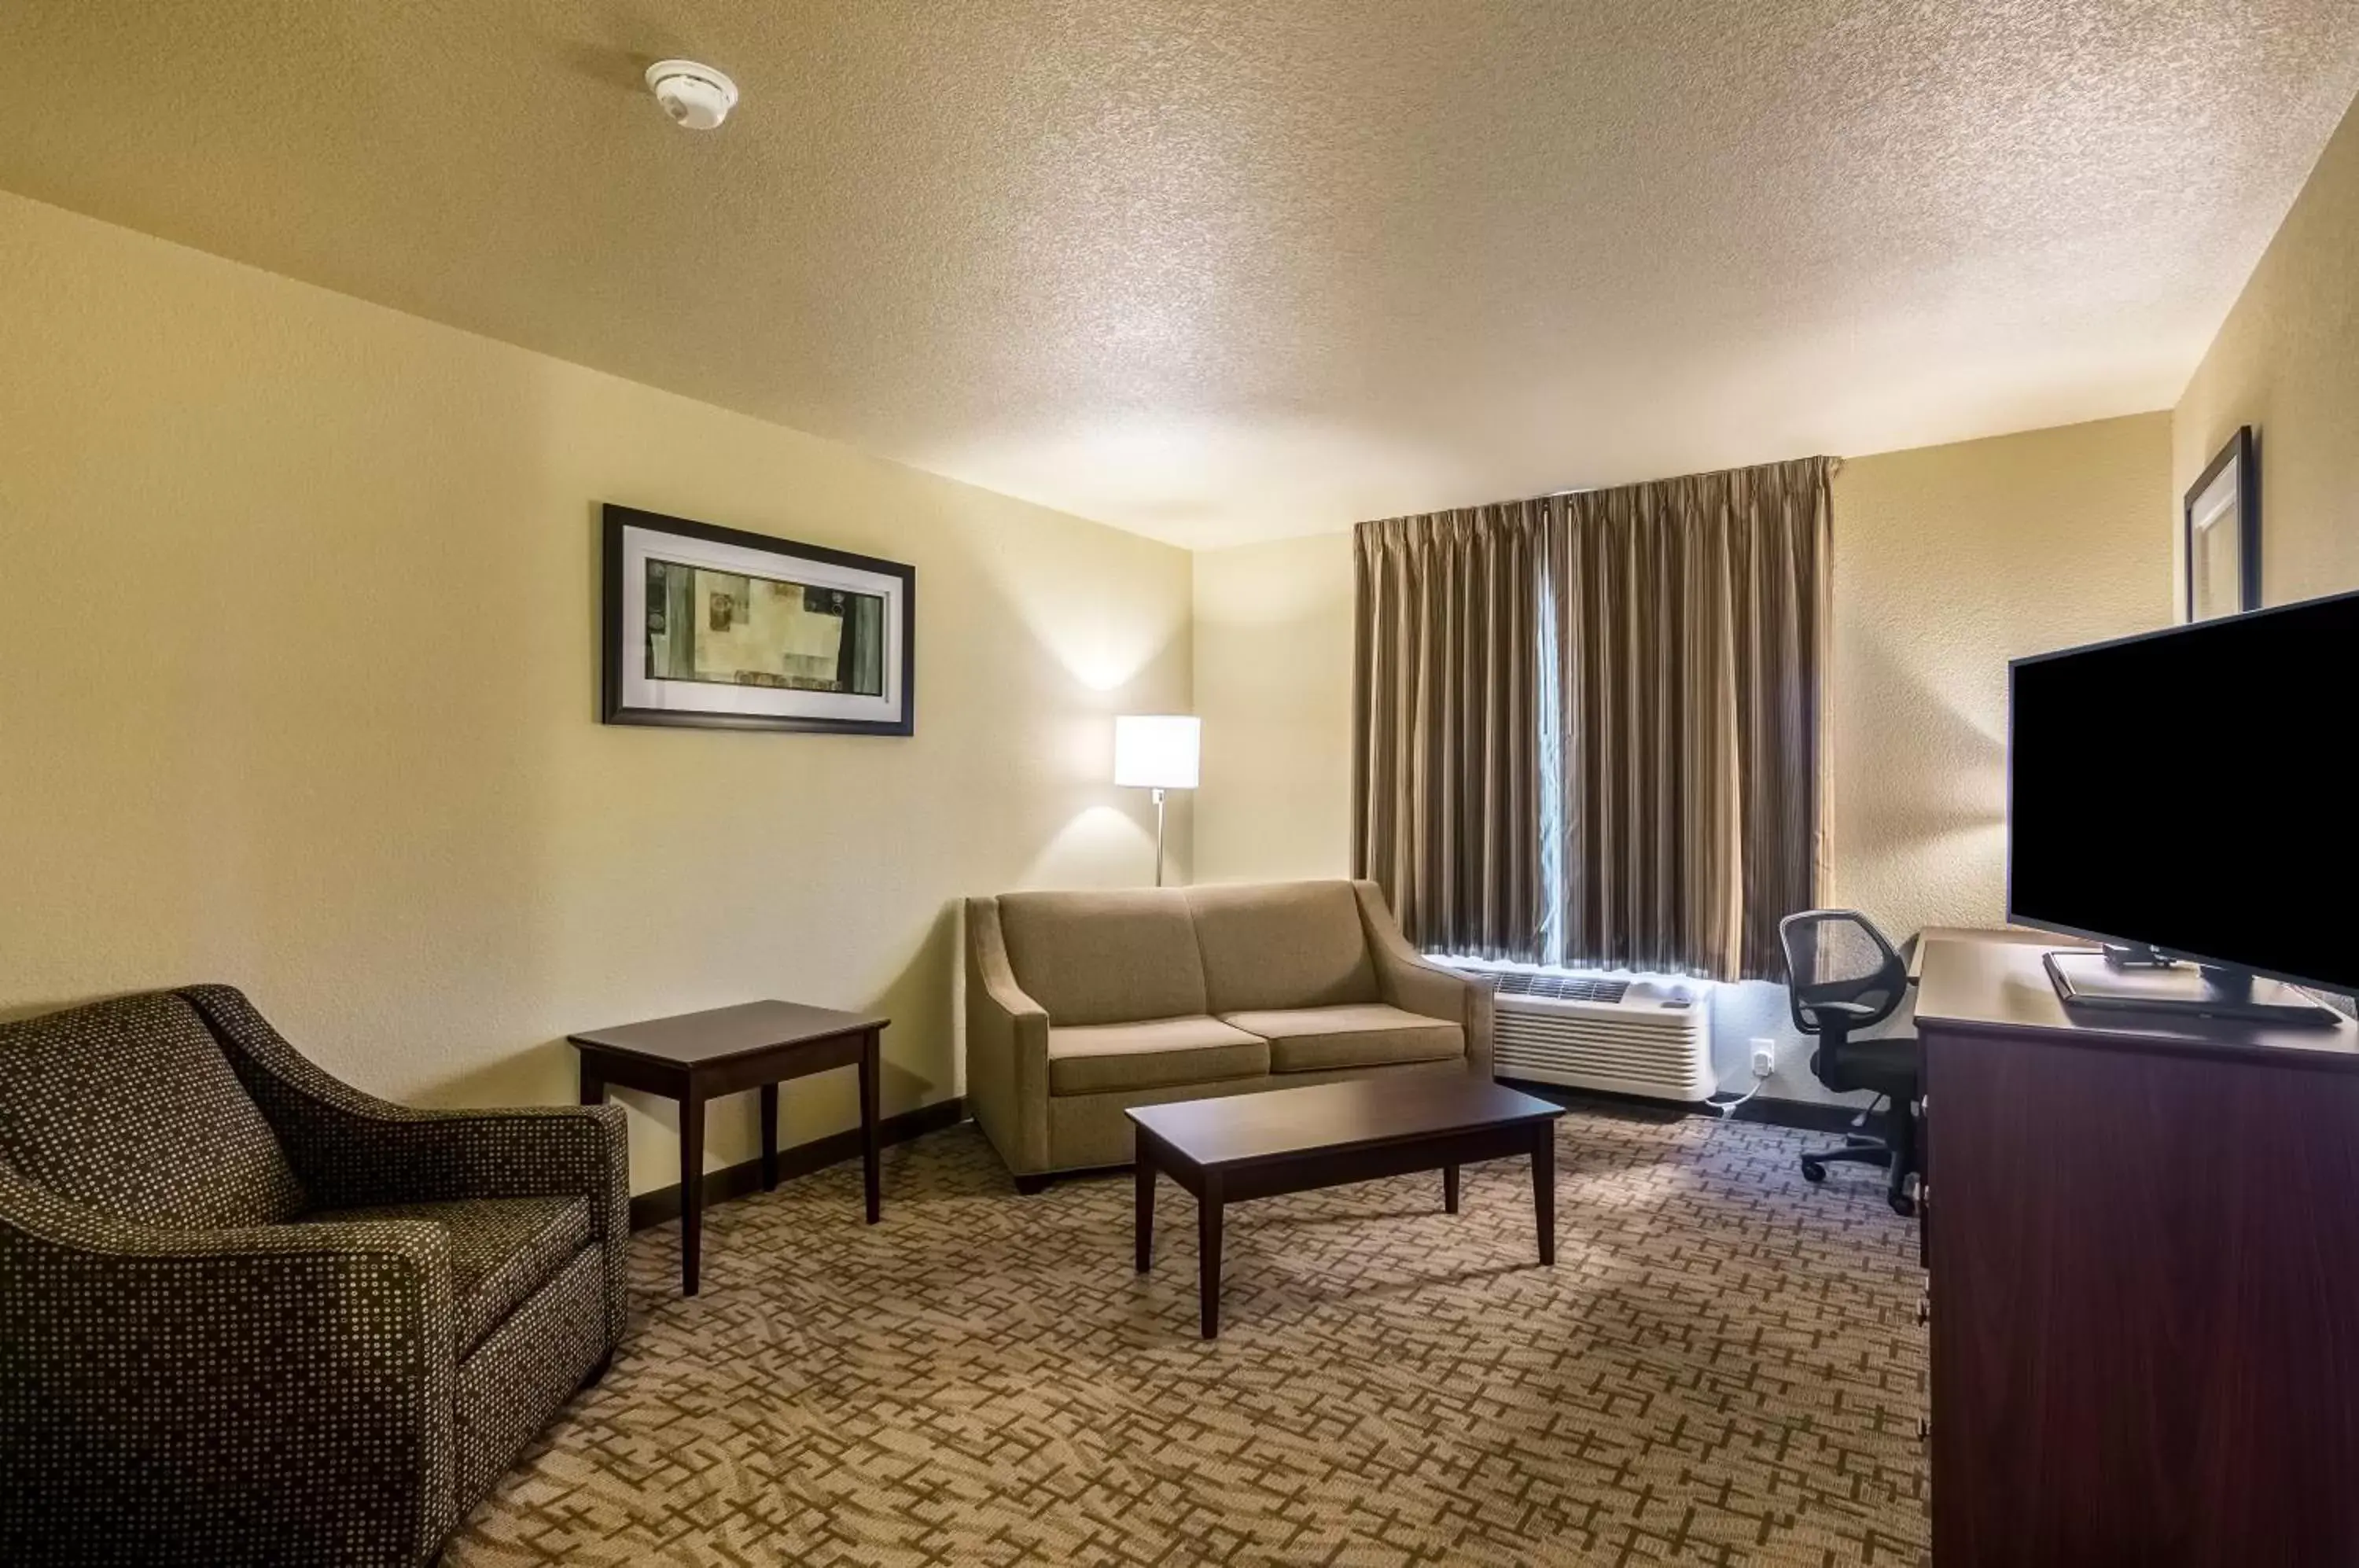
[1352,457,1831,981]
[1352,505,1542,959]
[1545,458,1831,979]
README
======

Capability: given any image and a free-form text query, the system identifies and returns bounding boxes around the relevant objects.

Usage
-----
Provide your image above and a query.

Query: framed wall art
[2182,425,2259,622]
[602,504,915,734]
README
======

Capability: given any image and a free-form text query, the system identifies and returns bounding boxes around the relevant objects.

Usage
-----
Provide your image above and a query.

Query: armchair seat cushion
[1047,1016,1268,1097]
[303,1194,592,1355]
[1220,1003,1465,1074]
[1814,1036,1919,1100]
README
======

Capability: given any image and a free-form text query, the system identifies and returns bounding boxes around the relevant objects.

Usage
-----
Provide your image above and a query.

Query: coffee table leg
[1198,1176,1224,1340]
[1135,1150,1156,1272]
[759,1083,779,1192]
[1532,1124,1555,1266]
[680,1088,706,1297]
[859,1029,882,1224]
[1444,1163,1460,1214]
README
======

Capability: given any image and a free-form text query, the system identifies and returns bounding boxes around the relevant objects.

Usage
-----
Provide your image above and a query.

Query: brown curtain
[1352,457,1831,981]
[1543,457,1832,980]
[1352,504,1544,959]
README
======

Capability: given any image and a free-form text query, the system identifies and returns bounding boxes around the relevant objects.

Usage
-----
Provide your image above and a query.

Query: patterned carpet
[446,1110,1927,1566]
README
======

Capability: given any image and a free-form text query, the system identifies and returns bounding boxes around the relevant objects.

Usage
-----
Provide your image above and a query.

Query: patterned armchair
[0,986,630,1566]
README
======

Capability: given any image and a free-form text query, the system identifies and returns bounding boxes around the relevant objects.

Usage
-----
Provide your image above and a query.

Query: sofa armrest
[964,897,1052,1176]
[178,984,631,1344]
[0,1165,458,1566]
[1351,880,1495,1078]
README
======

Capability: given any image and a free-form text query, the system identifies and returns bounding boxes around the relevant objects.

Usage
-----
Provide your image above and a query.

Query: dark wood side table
[568,1000,887,1296]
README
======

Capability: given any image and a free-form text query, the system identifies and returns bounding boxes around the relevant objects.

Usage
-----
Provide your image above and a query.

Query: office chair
[1779,909,1922,1217]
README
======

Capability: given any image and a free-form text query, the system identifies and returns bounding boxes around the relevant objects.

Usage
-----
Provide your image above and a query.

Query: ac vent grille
[1486,973,1631,1005]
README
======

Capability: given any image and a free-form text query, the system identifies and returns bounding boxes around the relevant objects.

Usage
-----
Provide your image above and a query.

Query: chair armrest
[1808,999,1880,1021]
[0,1165,458,1566]
[964,898,1051,1175]
[180,984,631,1344]
[1351,880,1496,1078]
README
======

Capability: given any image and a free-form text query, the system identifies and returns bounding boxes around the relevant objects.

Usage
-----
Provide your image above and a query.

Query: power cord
[1704,1082,1764,1117]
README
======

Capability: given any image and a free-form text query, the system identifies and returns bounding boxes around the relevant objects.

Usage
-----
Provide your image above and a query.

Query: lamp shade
[1113,715,1200,790]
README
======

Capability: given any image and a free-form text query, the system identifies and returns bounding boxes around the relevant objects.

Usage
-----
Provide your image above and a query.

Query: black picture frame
[2181,425,2260,621]
[600,503,915,735]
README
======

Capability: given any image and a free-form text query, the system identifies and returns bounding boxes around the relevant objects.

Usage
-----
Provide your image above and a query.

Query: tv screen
[2008,590,2358,997]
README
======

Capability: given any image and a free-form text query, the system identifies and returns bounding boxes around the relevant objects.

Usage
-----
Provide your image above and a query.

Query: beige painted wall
[1193,532,1356,884]
[1829,414,2172,941]
[0,191,1191,1194]
[2174,94,2359,606]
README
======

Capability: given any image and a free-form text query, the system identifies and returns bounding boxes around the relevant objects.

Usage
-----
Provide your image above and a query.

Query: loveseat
[0,985,629,1566]
[964,879,1493,1186]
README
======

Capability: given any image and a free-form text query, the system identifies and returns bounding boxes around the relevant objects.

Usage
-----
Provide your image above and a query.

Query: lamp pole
[1152,786,1168,887]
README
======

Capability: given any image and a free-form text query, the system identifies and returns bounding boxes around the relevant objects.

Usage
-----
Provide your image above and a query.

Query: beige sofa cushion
[1047,1016,1268,1097]
[1220,1003,1464,1075]
[1187,881,1381,1014]
[999,889,1209,1026]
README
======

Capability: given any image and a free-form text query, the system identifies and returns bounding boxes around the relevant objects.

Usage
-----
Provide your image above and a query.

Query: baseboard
[628,1097,966,1231]
[1497,1079,1687,1124]
[1722,1095,1869,1136]
[1497,1078,1867,1136]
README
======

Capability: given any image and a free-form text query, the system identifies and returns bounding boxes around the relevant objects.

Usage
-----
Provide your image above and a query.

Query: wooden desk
[1903,922,2059,981]
[1915,937,2359,1566]
[569,1000,887,1296]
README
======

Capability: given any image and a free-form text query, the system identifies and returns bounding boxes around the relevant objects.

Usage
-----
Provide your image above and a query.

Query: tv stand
[2101,941,2177,971]
[2044,949,2336,1027]
[1916,937,2359,1565]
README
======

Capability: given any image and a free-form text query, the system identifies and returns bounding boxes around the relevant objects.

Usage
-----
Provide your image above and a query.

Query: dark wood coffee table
[1127,1077,1565,1338]
[569,1000,886,1297]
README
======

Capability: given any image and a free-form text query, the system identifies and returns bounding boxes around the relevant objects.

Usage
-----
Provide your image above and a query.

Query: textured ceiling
[4,2,2357,547]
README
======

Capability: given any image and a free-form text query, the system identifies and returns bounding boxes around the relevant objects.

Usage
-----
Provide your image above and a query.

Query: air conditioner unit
[1441,963,1717,1103]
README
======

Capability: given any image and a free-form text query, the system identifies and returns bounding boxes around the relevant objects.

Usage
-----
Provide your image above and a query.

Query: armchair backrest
[0,991,306,1230]
[984,880,1391,1025]
[1185,881,1382,1014]
[995,889,1209,1025]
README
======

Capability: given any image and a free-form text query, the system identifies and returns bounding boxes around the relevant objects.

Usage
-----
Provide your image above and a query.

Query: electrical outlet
[1750,1038,1777,1078]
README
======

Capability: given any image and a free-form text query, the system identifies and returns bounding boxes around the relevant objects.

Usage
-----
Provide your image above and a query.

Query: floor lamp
[1114,715,1200,887]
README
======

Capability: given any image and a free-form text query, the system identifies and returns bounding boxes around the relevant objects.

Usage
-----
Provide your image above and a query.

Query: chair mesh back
[1785,917,1886,993]
[1779,911,1904,1032]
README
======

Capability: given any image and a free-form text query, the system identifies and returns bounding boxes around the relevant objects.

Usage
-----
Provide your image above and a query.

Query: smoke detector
[645,60,738,131]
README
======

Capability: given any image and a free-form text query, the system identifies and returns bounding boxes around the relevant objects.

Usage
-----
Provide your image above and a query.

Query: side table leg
[1135,1150,1156,1272]
[679,1088,706,1297]
[1444,1163,1460,1214]
[759,1083,779,1192]
[1532,1124,1555,1267]
[859,1029,882,1224]
[1198,1176,1224,1340]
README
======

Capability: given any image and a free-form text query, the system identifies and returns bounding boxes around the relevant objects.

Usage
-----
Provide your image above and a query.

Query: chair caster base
[1800,1158,1827,1183]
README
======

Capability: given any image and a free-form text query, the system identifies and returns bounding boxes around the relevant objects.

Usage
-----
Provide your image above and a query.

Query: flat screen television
[2008,589,2357,1013]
